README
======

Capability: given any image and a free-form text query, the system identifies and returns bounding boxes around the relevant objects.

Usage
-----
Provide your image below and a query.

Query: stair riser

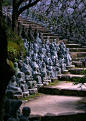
[66,45,82,48]
[69,48,86,52]
[70,53,86,58]
[38,87,86,97]
[72,62,83,67]
[58,76,83,81]
[69,70,84,74]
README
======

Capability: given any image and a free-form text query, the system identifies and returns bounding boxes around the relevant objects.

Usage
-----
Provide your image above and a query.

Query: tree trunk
[0,1,15,120]
[0,26,15,121]
[12,0,18,35]
[12,14,18,35]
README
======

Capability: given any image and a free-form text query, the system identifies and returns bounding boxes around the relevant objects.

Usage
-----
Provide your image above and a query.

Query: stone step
[72,61,83,67]
[21,94,86,121]
[66,65,75,70]
[66,44,82,48]
[62,39,68,44]
[38,81,86,97]
[29,112,86,121]
[43,36,59,39]
[69,48,86,52]
[32,29,49,33]
[69,68,86,74]
[25,25,45,29]
[58,74,84,81]
[43,33,56,36]
[67,41,74,44]
[72,57,85,61]
[70,52,86,58]
[58,35,64,40]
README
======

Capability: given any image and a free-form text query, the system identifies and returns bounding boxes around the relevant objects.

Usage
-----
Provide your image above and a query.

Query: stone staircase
[18,16,86,121]
[18,15,86,90]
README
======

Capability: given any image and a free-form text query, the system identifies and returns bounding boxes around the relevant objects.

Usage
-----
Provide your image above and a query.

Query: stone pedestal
[14,94,23,100]
[22,91,29,97]
[62,70,68,74]
[28,88,38,95]
[36,84,43,89]
[51,78,58,83]
[43,82,49,86]
[43,80,51,83]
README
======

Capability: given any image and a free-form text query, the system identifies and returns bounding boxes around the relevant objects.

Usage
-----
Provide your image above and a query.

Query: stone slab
[21,94,84,116]
[39,81,86,96]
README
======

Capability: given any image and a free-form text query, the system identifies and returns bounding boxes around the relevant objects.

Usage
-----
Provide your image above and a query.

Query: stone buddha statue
[64,48,72,66]
[21,58,32,75]
[20,107,31,121]
[13,62,20,75]
[7,75,22,93]
[32,66,42,84]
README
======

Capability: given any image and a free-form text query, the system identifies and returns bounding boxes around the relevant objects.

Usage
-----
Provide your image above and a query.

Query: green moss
[22,93,43,100]
[48,80,60,86]
[6,59,14,68]
[3,23,26,62]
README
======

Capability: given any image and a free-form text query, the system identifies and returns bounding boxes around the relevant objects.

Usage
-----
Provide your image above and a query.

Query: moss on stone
[3,23,26,62]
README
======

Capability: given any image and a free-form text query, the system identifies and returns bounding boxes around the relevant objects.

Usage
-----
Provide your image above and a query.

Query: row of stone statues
[6,29,72,98]
[4,90,31,121]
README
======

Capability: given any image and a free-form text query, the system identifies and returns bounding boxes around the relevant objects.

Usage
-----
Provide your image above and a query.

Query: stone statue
[7,75,22,93]
[56,43,60,52]
[21,58,32,75]
[27,26,34,42]
[32,66,42,84]
[16,72,29,97]
[4,90,22,121]
[7,117,16,121]
[45,36,50,50]
[20,107,31,121]
[21,25,26,38]
[31,57,39,70]
[36,33,42,46]
[13,62,20,75]
[40,44,46,56]
[52,39,57,47]
[40,62,47,81]
[24,39,28,51]
[25,71,37,89]
[18,56,24,71]
[65,48,72,66]
[9,100,22,120]
[59,54,66,72]
[34,29,38,39]
[39,32,44,43]
[44,52,52,65]
[47,61,55,78]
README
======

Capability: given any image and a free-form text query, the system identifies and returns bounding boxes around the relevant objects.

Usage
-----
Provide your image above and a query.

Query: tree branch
[17,0,24,8]
[18,0,40,16]
[29,0,32,4]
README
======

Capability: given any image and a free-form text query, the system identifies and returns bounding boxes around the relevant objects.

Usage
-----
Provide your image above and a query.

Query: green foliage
[73,69,86,88]
[14,58,18,62]
[2,0,10,6]
[6,59,14,68]
[3,23,26,62]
